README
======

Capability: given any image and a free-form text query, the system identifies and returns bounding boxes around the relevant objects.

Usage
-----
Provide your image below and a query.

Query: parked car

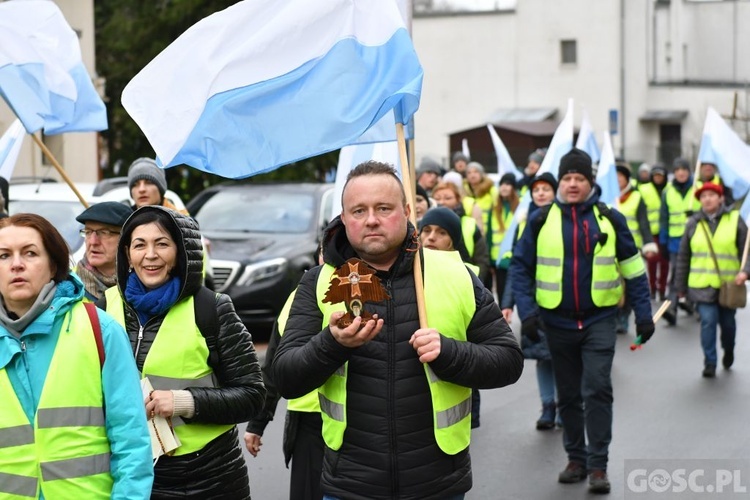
[191,183,334,340]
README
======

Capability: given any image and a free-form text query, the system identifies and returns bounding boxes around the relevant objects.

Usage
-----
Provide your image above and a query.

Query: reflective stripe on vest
[105,287,233,455]
[619,190,644,248]
[317,249,475,455]
[460,216,476,258]
[535,204,636,309]
[688,212,740,289]
[638,183,661,234]
[280,290,321,413]
[665,184,700,238]
[0,302,113,499]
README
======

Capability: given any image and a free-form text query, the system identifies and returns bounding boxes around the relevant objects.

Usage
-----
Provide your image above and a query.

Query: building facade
[0,0,101,182]
[413,0,750,170]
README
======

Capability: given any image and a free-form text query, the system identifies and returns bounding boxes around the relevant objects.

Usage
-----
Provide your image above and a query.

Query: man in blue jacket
[511,148,655,494]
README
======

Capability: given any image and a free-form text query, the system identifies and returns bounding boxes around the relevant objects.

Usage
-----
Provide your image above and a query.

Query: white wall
[412,0,747,169]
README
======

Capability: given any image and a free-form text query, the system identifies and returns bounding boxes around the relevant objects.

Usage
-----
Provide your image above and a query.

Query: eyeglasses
[80,228,121,239]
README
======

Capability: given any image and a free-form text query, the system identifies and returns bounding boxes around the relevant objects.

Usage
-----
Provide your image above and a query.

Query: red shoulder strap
[84,302,105,369]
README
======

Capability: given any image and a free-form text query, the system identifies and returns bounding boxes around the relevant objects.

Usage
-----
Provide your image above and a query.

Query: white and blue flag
[596,131,619,207]
[698,107,750,205]
[122,0,423,179]
[497,99,575,262]
[575,110,600,164]
[487,124,523,180]
[0,119,25,180]
[0,1,107,134]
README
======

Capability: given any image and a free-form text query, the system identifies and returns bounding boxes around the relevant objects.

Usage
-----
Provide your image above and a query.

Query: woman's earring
[128,266,134,273]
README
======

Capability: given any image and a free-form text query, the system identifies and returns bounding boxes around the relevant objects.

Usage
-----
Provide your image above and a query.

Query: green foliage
[94,1,337,201]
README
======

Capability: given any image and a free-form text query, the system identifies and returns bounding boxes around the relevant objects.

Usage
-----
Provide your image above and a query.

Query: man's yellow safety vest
[316,249,476,455]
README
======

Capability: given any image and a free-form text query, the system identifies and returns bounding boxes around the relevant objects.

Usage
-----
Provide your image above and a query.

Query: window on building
[561,40,577,65]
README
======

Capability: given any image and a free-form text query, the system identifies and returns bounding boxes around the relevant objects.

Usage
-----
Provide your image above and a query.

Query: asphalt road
[240,301,750,499]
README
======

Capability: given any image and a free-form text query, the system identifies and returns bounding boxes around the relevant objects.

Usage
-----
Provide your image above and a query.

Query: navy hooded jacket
[510,188,652,331]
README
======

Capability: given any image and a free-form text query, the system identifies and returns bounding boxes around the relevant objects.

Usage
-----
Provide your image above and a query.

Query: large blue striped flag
[0,119,25,179]
[698,106,750,207]
[0,1,107,134]
[497,98,574,262]
[596,131,619,207]
[575,110,600,164]
[487,124,523,180]
[122,0,423,179]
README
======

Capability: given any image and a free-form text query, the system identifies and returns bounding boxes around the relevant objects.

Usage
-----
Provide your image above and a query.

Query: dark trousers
[290,412,324,500]
[545,316,617,471]
[494,267,508,303]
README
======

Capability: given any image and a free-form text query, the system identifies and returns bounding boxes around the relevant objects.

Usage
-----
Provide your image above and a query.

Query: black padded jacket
[272,217,523,500]
[100,206,265,499]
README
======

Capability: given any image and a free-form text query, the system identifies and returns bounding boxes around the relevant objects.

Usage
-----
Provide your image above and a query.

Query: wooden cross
[335,260,374,298]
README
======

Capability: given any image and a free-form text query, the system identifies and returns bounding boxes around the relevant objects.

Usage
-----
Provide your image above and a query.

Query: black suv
[190,183,334,340]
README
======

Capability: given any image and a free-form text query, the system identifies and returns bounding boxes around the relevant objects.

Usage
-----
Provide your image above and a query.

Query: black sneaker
[702,364,716,378]
[589,469,611,494]
[558,461,587,484]
[723,350,734,369]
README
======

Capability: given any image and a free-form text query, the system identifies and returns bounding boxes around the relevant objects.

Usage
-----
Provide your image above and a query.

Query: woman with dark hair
[100,206,265,499]
[0,213,152,499]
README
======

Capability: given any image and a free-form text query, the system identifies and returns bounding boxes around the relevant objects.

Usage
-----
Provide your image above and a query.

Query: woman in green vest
[105,206,266,499]
[431,181,490,282]
[492,173,520,302]
[466,162,499,290]
[0,213,152,499]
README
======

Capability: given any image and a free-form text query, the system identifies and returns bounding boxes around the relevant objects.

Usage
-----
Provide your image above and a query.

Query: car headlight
[235,258,288,287]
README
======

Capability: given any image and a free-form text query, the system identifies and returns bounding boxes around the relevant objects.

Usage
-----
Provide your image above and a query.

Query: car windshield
[9,201,85,253]
[197,190,315,233]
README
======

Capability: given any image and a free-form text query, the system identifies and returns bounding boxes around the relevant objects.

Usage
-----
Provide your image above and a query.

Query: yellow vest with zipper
[665,184,700,238]
[0,302,113,499]
[688,211,740,289]
[316,249,476,455]
[619,190,644,249]
[638,182,661,235]
[535,204,646,309]
[105,287,233,455]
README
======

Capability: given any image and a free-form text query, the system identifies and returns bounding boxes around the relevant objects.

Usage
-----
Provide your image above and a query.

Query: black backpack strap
[194,286,221,370]
[595,201,616,224]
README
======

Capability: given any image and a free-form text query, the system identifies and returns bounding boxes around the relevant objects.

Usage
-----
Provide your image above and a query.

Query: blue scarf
[124,272,182,326]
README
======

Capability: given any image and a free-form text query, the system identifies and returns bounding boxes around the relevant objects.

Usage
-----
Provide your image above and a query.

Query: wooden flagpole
[396,122,427,328]
[31,134,89,208]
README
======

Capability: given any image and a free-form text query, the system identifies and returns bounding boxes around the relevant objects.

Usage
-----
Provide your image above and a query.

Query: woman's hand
[145,390,174,419]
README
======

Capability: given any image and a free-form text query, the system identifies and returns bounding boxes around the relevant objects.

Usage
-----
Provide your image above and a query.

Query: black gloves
[636,322,655,344]
[521,316,541,343]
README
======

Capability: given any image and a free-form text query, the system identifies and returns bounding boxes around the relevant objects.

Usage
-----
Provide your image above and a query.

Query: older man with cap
[416,157,443,195]
[75,202,133,300]
[128,157,188,214]
[511,148,654,494]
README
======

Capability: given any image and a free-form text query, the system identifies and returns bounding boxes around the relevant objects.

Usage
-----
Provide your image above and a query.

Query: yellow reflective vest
[688,211,741,289]
[460,216,476,258]
[535,204,646,309]
[638,182,661,235]
[664,184,701,238]
[619,190,645,249]
[316,249,476,455]
[0,302,113,499]
[105,287,233,456]
[281,290,321,413]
